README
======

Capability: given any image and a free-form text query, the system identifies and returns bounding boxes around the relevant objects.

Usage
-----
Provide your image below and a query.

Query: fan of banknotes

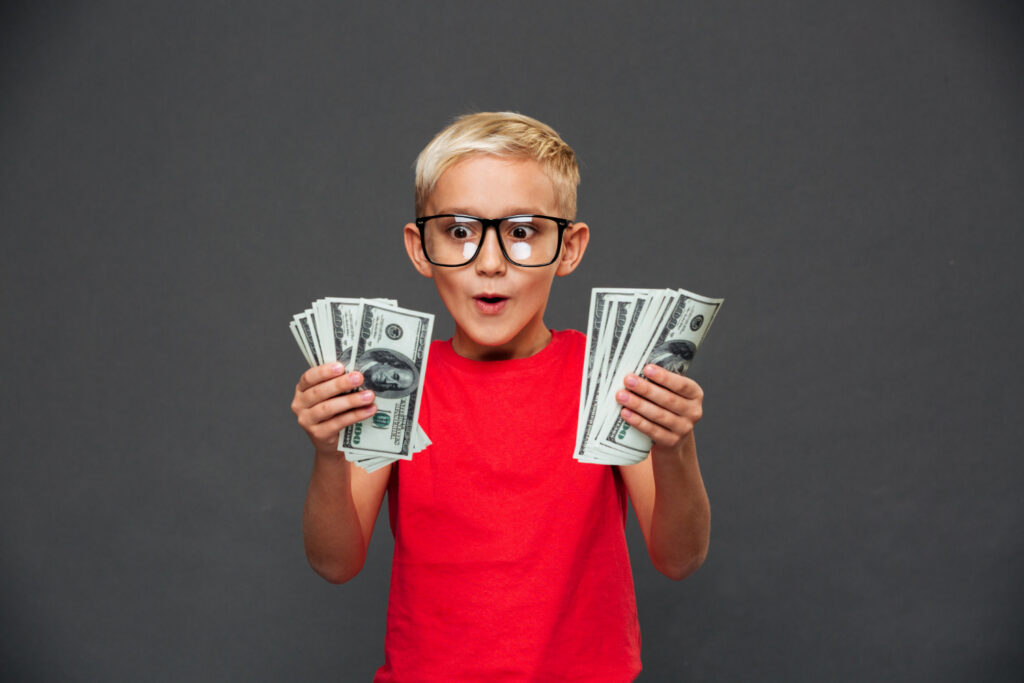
[290,298,434,472]
[573,288,723,465]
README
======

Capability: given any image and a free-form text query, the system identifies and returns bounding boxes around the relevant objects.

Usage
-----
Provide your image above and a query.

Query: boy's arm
[615,364,711,581]
[292,363,390,584]
[303,456,391,584]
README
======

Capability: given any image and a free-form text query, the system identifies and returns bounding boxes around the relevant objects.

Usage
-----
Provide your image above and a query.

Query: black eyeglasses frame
[414,214,571,268]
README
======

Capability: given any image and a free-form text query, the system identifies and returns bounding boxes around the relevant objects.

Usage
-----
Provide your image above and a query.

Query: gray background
[3,1,1022,681]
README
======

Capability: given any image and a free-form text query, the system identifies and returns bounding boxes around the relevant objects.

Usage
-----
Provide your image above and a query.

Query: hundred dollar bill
[340,301,434,461]
[293,310,322,366]
[312,297,397,365]
[312,298,357,365]
[574,289,616,458]
[589,291,673,453]
[290,320,313,366]
[574,289,665,463]
[289,297,433,471]
[575,287,723,465]
[601,289,722,463]
[576,293,637,463]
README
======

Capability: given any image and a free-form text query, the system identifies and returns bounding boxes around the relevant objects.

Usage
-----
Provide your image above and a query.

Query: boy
[291,112,710,682]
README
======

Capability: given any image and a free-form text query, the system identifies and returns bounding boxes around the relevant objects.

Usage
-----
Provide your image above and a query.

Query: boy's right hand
[291,363,377,457]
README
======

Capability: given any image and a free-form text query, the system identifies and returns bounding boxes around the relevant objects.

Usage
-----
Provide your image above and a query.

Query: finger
[616,388,691,436]
[642,364,704,400]
[622,374,691,417]
[297,362,346,392]
[617,404,686,448]
[300,371,365,409]
[310,403,379,442]
[305,389,376,426]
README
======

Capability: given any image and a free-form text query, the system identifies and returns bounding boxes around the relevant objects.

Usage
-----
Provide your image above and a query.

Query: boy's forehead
[425,155,560,217]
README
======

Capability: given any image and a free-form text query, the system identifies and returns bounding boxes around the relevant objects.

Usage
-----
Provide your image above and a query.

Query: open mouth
[474,294,508,312]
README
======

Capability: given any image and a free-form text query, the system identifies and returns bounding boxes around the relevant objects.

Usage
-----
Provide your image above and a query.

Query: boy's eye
[506,224,537,240]
[447,224,476,240]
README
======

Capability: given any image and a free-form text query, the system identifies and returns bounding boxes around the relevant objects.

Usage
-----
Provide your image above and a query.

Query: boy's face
[404,155,589,361]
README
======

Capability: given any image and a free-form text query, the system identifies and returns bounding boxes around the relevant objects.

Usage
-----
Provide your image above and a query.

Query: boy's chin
[456,328,515,350]
[449,312,509,343]
[453,323,550,360]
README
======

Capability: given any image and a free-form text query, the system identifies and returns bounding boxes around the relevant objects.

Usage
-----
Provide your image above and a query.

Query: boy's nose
[474,228,506,274]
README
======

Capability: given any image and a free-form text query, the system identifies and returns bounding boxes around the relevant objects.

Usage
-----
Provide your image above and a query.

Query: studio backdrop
[2,1,1022,681]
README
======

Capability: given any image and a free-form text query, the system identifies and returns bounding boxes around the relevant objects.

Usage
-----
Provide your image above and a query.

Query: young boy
[291,112,710,682]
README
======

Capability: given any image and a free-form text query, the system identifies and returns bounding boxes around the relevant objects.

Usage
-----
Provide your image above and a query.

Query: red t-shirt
[375,330,641,682]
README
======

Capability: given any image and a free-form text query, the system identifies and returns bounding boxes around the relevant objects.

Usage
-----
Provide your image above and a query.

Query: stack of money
[290,298,434,472]
[574,288,723,465]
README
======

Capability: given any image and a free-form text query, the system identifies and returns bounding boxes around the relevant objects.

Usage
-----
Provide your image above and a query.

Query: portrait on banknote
[649,339,697,375]
[358,348,419,398]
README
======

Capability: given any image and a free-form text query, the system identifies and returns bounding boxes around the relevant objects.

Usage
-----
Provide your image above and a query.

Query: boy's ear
[403,223,434,278]
[556,222,589,277]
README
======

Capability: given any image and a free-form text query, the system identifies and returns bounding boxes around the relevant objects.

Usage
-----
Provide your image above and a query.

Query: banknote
[311,297,397,365]
[575,288,723,465]
[574,290,635,463]
[289,320,313,367]
[289,297,432,471]
[292,310,322,367]
[340,301,434,463]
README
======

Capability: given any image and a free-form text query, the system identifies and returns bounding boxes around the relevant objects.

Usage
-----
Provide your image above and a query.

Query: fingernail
[620,407,633,419]
[360,390,374,402]
[616,390,630,403]
[645,364,660,377]
[625,375,639,388]
[331,363,344,374]
[350,372,363,385]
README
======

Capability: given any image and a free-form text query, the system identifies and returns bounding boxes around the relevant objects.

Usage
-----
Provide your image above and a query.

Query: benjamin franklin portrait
[647,339,697,375]
[356,348,419,398]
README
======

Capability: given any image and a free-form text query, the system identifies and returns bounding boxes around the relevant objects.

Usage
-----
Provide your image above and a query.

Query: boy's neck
[451,324,553,361]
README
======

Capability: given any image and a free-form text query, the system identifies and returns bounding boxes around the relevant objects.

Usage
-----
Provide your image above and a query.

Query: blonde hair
[414,112,580,219]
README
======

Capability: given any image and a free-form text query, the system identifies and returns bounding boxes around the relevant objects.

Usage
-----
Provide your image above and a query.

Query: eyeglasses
[414,214,570,267]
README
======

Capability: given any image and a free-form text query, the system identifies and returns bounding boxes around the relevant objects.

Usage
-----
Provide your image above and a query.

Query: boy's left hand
[615,364,704,454]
